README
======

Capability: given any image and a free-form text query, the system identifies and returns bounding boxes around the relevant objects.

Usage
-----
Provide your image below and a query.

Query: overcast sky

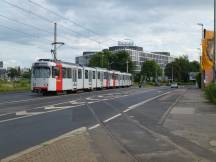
[0,0,214,68]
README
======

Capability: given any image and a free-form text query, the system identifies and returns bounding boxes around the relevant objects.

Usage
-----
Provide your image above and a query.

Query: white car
[171,83,178,88]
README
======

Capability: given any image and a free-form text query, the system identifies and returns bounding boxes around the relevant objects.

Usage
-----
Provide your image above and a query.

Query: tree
[189,61,200,72]
[89,50,134,73]
[88,50,112,69]
[165,62,181,81]
[21,69,31,79]
[140,60,162,82]
[110,51,134,73]
[7,68,19,80]
[165,56,200,82]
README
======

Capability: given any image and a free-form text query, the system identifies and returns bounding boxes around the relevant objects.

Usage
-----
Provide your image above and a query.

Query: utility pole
[197,23,204,88]
[51,22,64,61]
[53,23,57,61]
[126,60,128,73]
[213,0,216,82]
[171,63,173,82]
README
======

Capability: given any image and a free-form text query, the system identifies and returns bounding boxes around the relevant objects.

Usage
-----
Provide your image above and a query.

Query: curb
[0,127,87,162]
[158,89,187,125]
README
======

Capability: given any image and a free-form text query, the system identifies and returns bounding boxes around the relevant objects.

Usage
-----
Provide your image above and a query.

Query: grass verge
[204,83,216,104]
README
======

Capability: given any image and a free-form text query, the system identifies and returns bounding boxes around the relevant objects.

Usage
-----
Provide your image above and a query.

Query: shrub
[205,83,216,104]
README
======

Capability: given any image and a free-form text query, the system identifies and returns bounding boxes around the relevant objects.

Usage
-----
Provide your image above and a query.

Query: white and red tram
[31,59,132,94]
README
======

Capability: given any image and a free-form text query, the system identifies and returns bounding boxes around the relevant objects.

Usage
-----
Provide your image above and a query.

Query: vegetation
[134,60,162,87]
[0,79,30,93]
[0,67,31,93]
[165,56,200,82]
[205,83,216,104]
[140,60,162,81]
[89,50,134,73]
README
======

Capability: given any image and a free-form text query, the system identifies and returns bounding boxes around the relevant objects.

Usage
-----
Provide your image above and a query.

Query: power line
[28,0,100,36]
[28,0,117,43]
[2,0,53,23]
[0,24,51,43]
[2,0,107,46]
[0,13,52,35]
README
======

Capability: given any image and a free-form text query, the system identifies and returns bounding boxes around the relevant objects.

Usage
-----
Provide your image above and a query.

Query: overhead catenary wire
[0,24,51,43]
[2,0,114,47]
[0,13,53,35]
[27,0,118,43]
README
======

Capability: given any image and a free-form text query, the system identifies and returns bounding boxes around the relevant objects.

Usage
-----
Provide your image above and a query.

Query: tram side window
[52,67,60,78]
[67,68,72,78]
[73,69,77,82]
[93,71,95,79]
[85,70,88,79]
[97,72,100,79]
[104,72,108,79]
[78,69,82,79]
[62,68,67,78]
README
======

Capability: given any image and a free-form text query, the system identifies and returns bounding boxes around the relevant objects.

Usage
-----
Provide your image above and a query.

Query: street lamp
[214,0,216,82]
[197,23,204,39]
[197,23,204,88]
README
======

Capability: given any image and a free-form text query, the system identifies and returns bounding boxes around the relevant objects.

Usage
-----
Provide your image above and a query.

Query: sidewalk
[164,88,216,154]
[0,127,98,162]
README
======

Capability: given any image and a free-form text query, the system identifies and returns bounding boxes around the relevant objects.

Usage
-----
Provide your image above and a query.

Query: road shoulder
[163,88,216,154]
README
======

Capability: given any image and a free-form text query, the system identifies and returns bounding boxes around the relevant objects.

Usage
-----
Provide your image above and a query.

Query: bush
[205,83,216,104]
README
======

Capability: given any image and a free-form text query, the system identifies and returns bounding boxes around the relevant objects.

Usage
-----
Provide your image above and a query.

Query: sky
[0,0,214,68]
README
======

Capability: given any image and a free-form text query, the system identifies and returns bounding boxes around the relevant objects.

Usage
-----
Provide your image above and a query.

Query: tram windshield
[32,66,50,78]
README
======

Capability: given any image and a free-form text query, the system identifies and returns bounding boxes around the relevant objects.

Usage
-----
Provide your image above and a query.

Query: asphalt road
[0,87,170,158]
[1,86,215,161]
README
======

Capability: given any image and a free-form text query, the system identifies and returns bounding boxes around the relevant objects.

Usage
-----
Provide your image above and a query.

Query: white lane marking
[88,124,100,130]
[123,108,131,113]
[16,110,43,116]
[16,111,27,116]
[103,113,122,123]
[0,93,79,105]
[0,88,168,124]
[126,91,171,111]
[0,104,85,124]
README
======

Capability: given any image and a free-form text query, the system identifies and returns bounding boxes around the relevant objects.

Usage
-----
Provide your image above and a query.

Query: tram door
[72,68,77,88]
[100,72,103,87]
[89,70,92,88]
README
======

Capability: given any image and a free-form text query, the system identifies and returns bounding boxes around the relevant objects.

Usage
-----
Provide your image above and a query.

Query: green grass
[0,79,30,93]
[204,83,216,104]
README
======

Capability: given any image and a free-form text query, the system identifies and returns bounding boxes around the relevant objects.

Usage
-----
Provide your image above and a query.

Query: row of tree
[88,50,134,73]
[89,51,200,84]
[164,56,200,82]
[135,56,200,84]
[7,68,31,80]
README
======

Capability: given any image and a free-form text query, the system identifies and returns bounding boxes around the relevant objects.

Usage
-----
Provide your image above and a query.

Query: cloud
[0,0,214,67]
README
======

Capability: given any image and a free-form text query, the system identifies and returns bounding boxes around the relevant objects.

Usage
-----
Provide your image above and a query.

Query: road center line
[103,113,122,123]
[88,124,100,130]
[126,91,171,111]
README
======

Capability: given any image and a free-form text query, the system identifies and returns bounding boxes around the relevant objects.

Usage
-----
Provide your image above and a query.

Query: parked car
[171,83,178,88]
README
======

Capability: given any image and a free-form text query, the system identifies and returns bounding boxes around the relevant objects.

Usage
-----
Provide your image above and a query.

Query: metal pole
[197,23,204,88]
[214,0,216,82]
[171,63,173,82]
[54,22,57,61]
[126,60,128,73]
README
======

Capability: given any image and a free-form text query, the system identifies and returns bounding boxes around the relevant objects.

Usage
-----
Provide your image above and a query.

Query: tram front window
[32,67,50,78]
